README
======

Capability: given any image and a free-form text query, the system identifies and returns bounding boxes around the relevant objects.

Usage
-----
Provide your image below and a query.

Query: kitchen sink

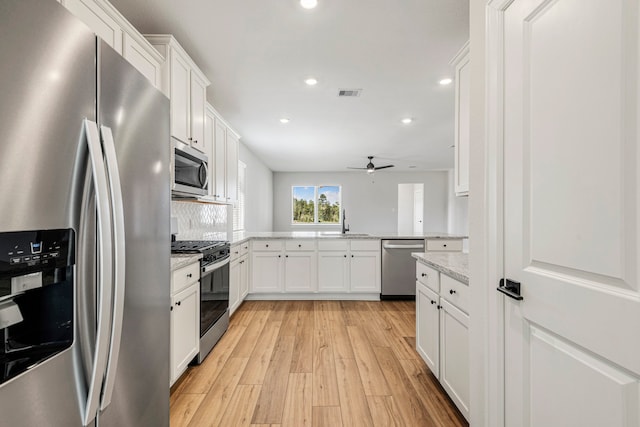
[319,232,369,237]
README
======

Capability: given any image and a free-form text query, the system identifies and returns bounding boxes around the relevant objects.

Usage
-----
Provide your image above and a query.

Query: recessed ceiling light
[304,77,318,86]
[300,0,318,9]
[280,118,290,124]
[439,78,453,85]
[401,118,413,124]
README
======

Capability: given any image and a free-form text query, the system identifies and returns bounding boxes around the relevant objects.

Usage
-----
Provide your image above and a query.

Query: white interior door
[500,0,640,425]
[413,185,424,233]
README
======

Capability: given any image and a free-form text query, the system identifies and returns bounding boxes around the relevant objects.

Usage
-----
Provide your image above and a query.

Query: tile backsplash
[171,200,231,240]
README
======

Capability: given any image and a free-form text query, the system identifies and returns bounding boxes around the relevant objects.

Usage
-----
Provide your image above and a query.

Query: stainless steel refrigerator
[0,0,170,425]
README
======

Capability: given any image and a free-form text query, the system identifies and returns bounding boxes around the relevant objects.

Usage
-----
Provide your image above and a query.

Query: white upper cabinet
[213,116,227,200]
[207,105,240,204]
[61,0,163,88]
[225,131,239,203]
[450,41,470,197]
[146,35,210,152]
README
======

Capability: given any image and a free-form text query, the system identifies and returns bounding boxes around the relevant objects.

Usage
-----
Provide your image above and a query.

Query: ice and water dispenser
[0,229,74,385]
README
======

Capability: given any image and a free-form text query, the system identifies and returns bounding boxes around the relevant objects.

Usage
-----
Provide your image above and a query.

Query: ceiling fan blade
[374,165,394,170]
[347,167,368,170]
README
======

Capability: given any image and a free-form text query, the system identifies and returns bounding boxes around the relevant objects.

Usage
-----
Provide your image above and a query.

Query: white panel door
[499,0,640,425]
[205,109,216,197]
[439,299,469,421]
[214,118,227,201]
[317,252,349,292]
[251,252,282,293]
[189,71,207,152]
[169,52,190,144]
[416,281,440,377]
[349,251,380,293]
[122,33,160,87]
[284,252,316,292]
[239,257,249,299]
[229,258,240,315]
[170,284,199,385]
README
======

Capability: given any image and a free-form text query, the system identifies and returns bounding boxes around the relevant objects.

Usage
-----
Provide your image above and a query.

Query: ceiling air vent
[338,89,362,97]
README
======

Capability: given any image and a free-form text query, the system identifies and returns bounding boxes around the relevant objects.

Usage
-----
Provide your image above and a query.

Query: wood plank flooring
[170,300,467,427]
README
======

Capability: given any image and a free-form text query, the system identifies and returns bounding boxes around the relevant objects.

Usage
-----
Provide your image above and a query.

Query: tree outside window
[292,185,341,224]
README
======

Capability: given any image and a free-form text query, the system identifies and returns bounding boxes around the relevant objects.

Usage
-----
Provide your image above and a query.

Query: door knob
[497,278,523,301]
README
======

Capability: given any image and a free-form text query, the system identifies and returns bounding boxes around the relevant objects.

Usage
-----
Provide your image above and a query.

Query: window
[233,161,246,231]
[292,185,341,224]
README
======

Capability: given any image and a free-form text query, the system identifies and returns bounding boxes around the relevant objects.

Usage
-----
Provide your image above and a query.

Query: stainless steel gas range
[171,240,230,363]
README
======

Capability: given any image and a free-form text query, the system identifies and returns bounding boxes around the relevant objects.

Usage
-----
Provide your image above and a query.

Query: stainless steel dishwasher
[381,239,425,299]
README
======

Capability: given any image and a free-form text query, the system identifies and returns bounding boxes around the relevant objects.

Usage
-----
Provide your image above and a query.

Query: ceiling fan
[347,156,395,174]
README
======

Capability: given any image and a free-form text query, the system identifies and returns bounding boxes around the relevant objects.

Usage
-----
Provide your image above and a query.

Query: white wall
[272,171,449,233]
[239,141,273,231]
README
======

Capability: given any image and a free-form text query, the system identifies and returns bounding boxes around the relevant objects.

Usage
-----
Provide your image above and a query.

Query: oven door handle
[202,256,230,273]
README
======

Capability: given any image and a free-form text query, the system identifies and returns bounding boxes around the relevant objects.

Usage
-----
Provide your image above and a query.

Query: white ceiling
[110,0,469,172]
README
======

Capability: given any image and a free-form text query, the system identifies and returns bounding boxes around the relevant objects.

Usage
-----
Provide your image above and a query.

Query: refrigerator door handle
[82,119,115,426]
[99,125,126,410]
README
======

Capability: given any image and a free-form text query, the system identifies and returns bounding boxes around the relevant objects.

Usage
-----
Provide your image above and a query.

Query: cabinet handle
[298,244,302,248]
[234,251,239,254]
[443,244,447,247]
[176,301,181,306]
[344,255,347,258]
[351,255,354,258]
[278,255,281,258]
[285,255,289,258]
[437,305,442,310]
[421,273,427,277]
[170,306,173,311]
[430,300,436,305]
[188,137,193,141]
[187,273,193,278]
[449,289,456,295]
[266,244,269,248]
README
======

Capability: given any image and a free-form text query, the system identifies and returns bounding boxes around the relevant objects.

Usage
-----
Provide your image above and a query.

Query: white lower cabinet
[349,251,380,293]
[416,282,440,375]
[284,252,317,292]
[170,278,199,386]
[317,252,349,292]
[251,240,317,294]
[415,261,469,421]
[230,245,250,315]
[439,299,469,419]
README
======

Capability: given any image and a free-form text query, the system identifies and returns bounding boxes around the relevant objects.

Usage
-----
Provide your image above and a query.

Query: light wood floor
[170,300,468,427]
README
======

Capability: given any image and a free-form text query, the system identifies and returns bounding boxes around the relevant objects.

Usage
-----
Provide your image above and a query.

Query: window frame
[291,185,342,226]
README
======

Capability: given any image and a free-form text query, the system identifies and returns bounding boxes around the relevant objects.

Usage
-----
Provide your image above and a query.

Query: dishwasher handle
[382,244,425,250]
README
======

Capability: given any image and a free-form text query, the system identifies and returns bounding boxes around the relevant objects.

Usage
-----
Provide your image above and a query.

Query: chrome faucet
[342,209,350,234]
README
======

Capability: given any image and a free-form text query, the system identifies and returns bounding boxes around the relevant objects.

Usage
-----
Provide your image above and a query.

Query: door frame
[471,1,513,426]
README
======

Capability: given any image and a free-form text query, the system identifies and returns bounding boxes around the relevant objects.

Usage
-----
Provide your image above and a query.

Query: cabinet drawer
[285,240,316,251]
[172,262,200,294]
[350,239,380,251]
[231,244,242,260]
[318,239,349,251]
[252,240,283,251]
[426,239,463,251]
[240,242,250,256]
[417,262,440,293]
[441,274,469,314]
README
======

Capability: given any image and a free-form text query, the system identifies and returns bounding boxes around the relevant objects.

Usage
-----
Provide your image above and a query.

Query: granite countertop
[229,231,467,244]
[412,252,469,285]
[170,254,202,272]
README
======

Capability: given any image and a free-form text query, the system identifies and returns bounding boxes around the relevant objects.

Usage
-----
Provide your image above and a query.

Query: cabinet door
[62,0,122,54]
[250,252,282,293]
[439,299,469,420]
[122,33,160,87]
[416,282,440,376]
[170,52,190,144]
[453,43,470,196]
[284,252,316,292]
[189,72,207,152]
[170,284,199,385]
[317,252,349,292]
[213,118,227,200]
[205,108,216,197]
[349,251,381,293]
[239,257,249,299]
[229,258,241,316]
[225,132,239,203]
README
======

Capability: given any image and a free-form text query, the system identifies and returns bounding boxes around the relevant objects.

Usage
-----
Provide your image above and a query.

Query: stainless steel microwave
[172,139,208,198]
